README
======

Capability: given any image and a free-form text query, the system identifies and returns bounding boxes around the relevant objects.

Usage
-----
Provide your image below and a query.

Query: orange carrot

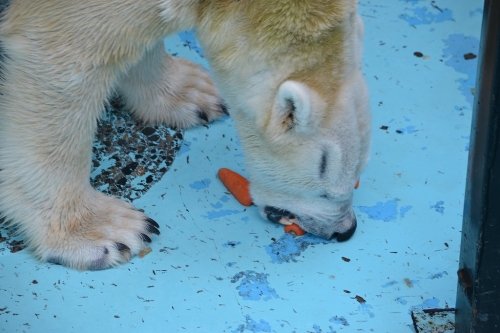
[217,168,253,206]
[284,223,306,236]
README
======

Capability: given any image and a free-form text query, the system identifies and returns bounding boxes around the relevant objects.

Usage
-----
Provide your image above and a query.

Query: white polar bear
[0,0,370,270]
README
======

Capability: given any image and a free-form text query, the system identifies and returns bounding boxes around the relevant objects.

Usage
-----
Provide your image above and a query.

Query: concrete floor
[0,1,483,332]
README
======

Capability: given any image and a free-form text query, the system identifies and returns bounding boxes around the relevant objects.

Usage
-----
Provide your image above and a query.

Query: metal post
[455,0,500,332]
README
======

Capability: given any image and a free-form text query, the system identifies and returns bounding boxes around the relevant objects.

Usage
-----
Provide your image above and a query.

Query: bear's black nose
[332,213,357,242]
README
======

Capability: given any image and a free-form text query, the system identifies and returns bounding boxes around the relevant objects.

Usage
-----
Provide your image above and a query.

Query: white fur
[0,0,225,270]
[196,7,370,238]
[0,0,370,269]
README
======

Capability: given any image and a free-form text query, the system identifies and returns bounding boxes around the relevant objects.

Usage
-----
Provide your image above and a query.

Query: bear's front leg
[116,41,227,128]
[0,55,160,271]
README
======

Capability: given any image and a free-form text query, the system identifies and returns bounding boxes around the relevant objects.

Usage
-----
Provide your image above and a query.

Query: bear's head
[196,0,370,239]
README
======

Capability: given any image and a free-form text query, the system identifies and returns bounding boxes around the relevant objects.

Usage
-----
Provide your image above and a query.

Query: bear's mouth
[263,206,297,225]
[263,205,357,241]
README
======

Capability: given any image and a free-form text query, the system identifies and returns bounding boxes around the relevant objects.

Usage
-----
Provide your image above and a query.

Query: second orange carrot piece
[217,168,253,206]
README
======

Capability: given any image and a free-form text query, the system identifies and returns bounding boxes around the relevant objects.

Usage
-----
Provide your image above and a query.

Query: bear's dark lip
[263,205,358,242]
[264,206,296,224]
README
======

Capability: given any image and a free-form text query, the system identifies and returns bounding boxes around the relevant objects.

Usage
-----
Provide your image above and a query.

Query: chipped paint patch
[210,195,231,209]
[359,303,376,318]
[178,30,204,57]
[358,199,412,222]
[399,4,453,26]
[431,201,445,214]
[265,234,330,264]
[396,125,418,135]
[189,178,211,190]
[382,280,399,288]
[177,140,192,156]
[204,209,242,220]
[232,315,272,333]
[442,34,480,105]
[469,8,483,17]
[231,271,278,301]
[428,271,448,279]
[330,315,349,326]
[400,205,413,218]
[396,297,409,305]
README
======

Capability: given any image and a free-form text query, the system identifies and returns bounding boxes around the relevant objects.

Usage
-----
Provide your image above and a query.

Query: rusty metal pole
[455,0,500,332]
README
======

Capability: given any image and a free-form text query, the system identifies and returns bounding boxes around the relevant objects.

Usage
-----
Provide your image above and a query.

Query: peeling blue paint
[211,201,224,209]
[397,125,418,135]
[396,297,409,305]
[231,271,278,301]
[462,135,471,151]
[210,195,231,209]
[431,201,445,214]
[442,34,480,105]
[469,8,483,17]
[358,199,398,221]
[177,140,191,155]
[178,30,204,57]
[359,303,376,318]
[400,205,413,218]
[265,233,329,264]
[330,315,349,326]
[311,324,336,333]
[382,280,399,288]
[204,209,242,219]
[232,315,272,333]
[358,200,413,222]
[428,271,448,279]
[358,199,411,222]
[189,178,211,190]
[399,6,453,26]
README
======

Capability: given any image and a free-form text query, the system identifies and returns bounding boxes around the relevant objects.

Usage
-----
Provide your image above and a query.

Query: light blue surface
[0,1,483,332]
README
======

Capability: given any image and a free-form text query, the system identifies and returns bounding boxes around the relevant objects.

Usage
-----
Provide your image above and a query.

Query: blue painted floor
[0,1,483,332]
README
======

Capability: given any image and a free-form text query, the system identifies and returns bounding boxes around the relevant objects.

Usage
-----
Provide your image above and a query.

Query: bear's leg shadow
[0,50,160,270]
[116,41,227,128]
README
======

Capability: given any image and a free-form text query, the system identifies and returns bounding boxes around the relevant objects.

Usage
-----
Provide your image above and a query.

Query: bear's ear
[273,81,315,134]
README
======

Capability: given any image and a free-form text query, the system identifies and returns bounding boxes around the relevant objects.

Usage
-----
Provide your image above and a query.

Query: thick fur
[196,1,370,238]
[0,0,370,270]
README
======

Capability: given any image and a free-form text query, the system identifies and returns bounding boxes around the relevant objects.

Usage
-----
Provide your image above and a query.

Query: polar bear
[0,0,370,270]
